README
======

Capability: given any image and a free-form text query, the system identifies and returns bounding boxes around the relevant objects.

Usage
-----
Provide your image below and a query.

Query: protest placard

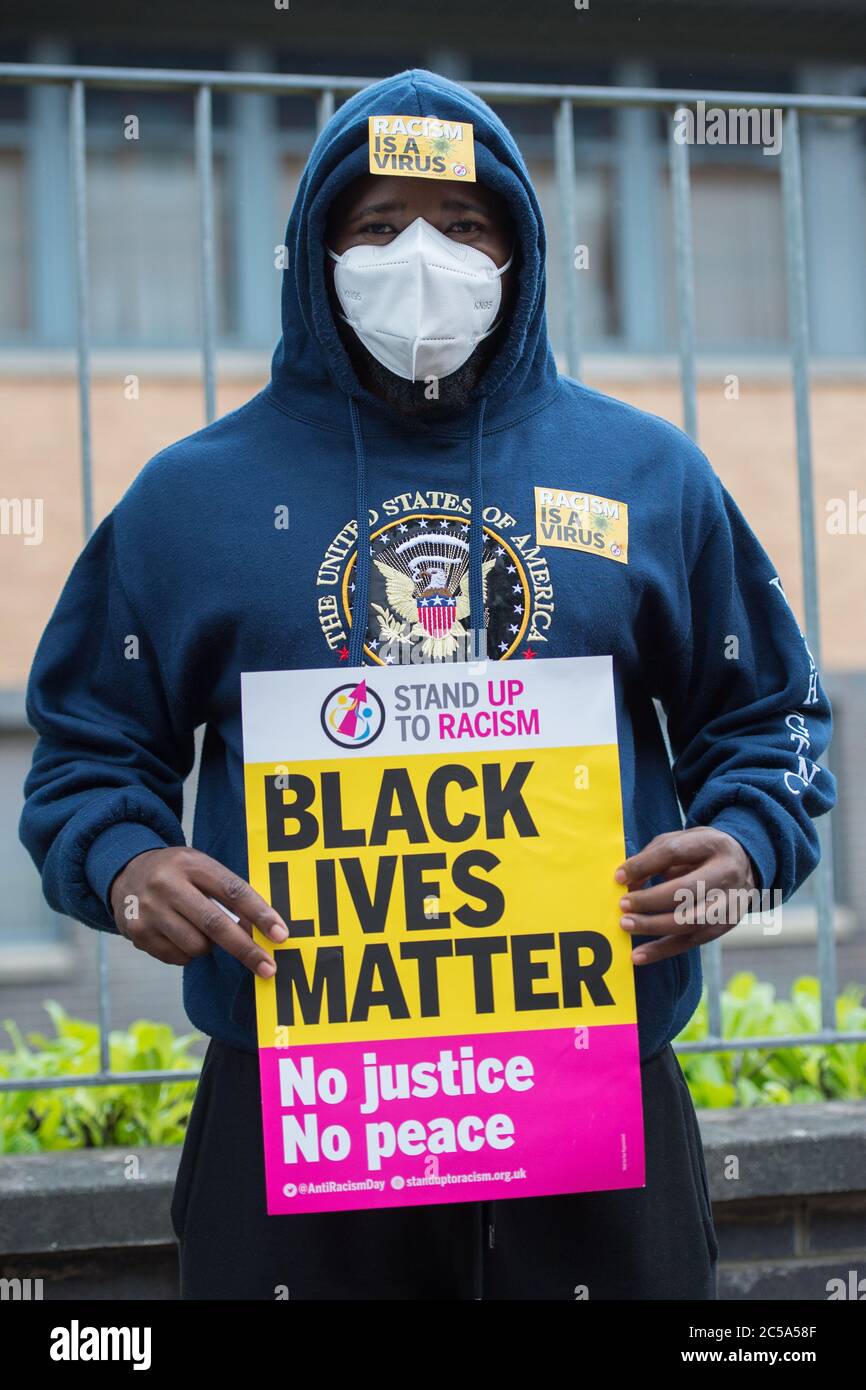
[242,655,644,1213]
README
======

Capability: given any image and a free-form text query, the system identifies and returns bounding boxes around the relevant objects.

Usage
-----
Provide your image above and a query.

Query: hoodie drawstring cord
[346,394,487,668]
[468,397,487,660]
[348,397,371,667]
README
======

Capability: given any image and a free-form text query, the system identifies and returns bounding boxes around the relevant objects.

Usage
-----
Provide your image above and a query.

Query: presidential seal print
[315,492,558,665]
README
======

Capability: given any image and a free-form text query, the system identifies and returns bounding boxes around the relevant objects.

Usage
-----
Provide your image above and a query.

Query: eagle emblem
[369,525,496,660]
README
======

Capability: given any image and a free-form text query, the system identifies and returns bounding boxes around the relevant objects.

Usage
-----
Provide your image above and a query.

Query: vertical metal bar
[614,61,663,352]
[29,39,75,343]
[230,45,279,348]
[553,98,580,378]
[703,940,724,1041]
[69,80,93,540]
[316,88,335,134]
[668,107,722,1037]
[667,111,698,442]
[781,110,821,665]
[96,932,112,1074]
[195,84,217,425]
[70,78,111,1072]
[780,107,837,1031]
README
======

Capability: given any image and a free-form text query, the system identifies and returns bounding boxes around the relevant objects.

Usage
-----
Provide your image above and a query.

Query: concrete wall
[0,1101,863,1300]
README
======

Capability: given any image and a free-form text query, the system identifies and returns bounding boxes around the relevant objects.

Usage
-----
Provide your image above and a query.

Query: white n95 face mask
[327,216,512,382]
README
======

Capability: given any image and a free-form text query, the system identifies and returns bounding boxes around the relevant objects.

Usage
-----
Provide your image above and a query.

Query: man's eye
[359,222,398,236]
[447,220,484,235]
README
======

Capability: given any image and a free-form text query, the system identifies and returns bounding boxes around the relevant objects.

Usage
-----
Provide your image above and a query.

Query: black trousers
[171,1037,719,1300]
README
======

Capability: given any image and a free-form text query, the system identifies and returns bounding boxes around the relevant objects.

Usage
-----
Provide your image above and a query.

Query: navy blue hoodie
[20,69,835,1060]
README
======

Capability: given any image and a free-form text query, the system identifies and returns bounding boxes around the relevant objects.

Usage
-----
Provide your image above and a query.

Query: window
[87,143,234,344]
[533,159,619,349]
[661,164,787,350]
[0,152,28,338]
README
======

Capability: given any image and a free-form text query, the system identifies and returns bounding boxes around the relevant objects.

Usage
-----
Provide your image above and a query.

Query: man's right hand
[109,847,287,977]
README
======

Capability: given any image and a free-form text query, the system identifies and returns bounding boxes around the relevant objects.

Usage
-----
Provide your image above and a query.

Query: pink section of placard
[258,1024,644,1215]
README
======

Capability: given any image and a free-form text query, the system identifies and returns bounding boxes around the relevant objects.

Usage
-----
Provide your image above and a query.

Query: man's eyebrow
[346,195,494,221]
[439,197,491,216]
[348,198,406,221]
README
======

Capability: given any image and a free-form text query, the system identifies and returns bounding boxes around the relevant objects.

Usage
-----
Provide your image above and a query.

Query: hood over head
[267,67,559,438]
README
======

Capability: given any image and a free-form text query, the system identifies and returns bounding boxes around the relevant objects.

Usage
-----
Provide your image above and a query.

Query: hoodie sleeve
[19,511,195,934]
[651,479,836,900]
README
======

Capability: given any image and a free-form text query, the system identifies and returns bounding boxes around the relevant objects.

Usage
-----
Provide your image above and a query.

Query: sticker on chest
[534,487,629,565]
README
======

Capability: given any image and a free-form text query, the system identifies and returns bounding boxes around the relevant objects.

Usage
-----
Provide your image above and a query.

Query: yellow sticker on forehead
[368,115,476,182]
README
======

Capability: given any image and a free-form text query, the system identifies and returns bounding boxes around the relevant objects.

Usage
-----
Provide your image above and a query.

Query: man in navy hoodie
[20,70,834,1301]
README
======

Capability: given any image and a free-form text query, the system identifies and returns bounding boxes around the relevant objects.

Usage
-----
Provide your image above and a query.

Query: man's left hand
[615,827,756,965]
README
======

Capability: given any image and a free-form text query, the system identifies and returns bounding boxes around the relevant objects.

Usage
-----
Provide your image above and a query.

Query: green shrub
[0,1002,202,1153]
[676,972,866,1107]
[1,976,864,1151]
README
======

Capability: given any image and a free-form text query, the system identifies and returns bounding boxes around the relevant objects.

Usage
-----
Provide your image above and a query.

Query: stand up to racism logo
[321,680,385,749]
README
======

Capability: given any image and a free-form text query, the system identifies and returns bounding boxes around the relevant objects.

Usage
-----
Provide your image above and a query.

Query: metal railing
[1,62,864,1089]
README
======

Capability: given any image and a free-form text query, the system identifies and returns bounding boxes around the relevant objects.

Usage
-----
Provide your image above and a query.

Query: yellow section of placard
[368,114,476,182]
[535,486,629,565]
[247,743,633,1047]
